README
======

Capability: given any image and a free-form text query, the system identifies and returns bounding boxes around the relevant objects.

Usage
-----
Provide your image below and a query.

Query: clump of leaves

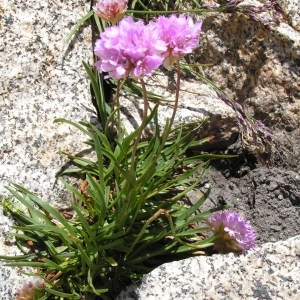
[1,106,226,298]
[0,1,275,298]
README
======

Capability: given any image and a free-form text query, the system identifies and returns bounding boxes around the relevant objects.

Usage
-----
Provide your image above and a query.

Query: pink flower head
[207,210,256,253]
[150,14,203,70]
[94,16,167,80]
[16,279,45,300]
[94,0,128,24]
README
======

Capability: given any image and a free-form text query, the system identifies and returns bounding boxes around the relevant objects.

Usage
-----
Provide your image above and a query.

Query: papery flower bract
[150,14,203,70]
[207,210,256,253]
[16,280,45,300]
[94,0,128,24]
[94,16,166,80]
[217,92,274,155]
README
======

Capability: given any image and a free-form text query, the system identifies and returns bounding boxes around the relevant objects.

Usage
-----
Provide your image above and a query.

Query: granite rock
[117,235,300,300]
[0,0,93,205]
[0,0,299,298]
[281,0,300,31]
[196,0,300,130]
[120,73,239,149]
[0,0,92,298]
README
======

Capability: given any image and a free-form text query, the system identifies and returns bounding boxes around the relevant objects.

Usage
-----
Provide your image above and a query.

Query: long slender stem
[108,78,127,139]
[136,60,181,185]
[115,80,123,132]
[110,80,120,134]
[130,78,149,173]
[168,59,181,133]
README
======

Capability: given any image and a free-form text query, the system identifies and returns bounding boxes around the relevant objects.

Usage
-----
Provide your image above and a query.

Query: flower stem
[116,80,121,130]
[136,61,181,184]
[168,60,181,133]
[108,78,127,140]
[111,80,121,134]
[126,9,212,15]
[130,78,148,173]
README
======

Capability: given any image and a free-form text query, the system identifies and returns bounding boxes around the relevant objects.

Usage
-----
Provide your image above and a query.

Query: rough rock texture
[120,73,239,149]
[197,0,300,130]
[0,0,92,206]
[0,0,299,299]
[193,164,300,245]
[281,0,300,31]
[0,1,92,298]
[117,235,300,300]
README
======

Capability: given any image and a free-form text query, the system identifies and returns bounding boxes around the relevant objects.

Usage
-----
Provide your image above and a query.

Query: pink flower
[16,279,45,300]
[207,210,256,253]
[150,14,203,70]
[94,17,167,80]
[94,0,128,24]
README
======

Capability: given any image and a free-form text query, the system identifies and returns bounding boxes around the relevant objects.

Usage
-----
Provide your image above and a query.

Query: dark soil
[194,129,300,245]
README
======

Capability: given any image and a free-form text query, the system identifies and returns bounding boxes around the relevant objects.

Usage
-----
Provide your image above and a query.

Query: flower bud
[94,0,128,24]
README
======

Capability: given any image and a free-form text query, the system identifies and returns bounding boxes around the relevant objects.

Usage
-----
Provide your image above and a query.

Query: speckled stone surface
[281,0,300,31]
[196,0,300,130]
[0,1,299,299]
[117,235,300,300]
[0,1,92,298]
[120,73,239,150]
[0,0,92,205]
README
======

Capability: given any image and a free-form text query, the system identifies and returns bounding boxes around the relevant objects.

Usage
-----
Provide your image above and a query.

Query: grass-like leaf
[63,10,94,50]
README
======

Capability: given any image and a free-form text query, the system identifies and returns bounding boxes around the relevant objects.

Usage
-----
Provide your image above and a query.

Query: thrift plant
[94,16,166,79]
[207,210,257,253]
[0,0,284,298]
[149,14,203,70]
[16,280,45,300]
[94,0,128,24]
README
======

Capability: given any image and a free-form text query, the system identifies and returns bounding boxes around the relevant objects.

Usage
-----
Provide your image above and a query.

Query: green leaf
[176,187,211,224]
[82,61,109,128]
[63,10,94,50]
[104,256,118,267]
[44,287,81,299]
[54,118,92,138]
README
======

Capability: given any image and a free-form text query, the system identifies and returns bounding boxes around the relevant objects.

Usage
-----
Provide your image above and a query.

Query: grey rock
[0,1,92,206]
[120,73,239,149]
[117,235,300,300]
[194,167,300,245]
[0,0,92,297]
[281,0,300,30]
[196,0,300,130]
[0,0,299,298]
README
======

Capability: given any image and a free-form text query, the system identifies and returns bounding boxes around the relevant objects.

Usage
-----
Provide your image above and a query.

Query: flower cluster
[94,14,202,79]
[94,16,166,80]
[150,15,202,70]
[207,210,256,253]
[16,280,45,300]
[94,0,128,24]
